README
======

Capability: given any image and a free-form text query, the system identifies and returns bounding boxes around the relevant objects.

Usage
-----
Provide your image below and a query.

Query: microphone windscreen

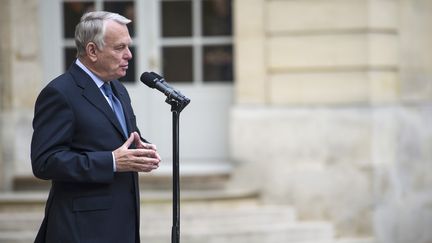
[140,72,158,88]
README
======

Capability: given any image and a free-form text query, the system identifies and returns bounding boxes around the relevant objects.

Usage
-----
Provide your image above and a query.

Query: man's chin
[116,71,128,80]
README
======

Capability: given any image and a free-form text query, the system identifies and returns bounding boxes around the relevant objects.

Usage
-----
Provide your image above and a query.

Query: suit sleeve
[31,86,114,183]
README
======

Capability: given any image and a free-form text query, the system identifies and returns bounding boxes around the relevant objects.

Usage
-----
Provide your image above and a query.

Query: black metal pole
[162,90,189,243]
[141,72,189,243]
[171,108,180,243]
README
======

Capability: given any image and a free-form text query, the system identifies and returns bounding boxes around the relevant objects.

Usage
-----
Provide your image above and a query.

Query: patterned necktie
[102,82,128,138]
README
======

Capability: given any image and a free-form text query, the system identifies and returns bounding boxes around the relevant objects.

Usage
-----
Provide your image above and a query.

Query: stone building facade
[231,0,432,242]
[1,0,432,242]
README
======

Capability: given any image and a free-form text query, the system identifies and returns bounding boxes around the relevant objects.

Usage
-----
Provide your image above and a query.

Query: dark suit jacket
[31,62,142,243]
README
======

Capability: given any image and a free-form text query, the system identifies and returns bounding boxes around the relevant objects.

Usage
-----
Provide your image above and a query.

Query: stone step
[0,193,46,213]
[0,212,42,232]
[143,221,334,243]
[334,238,375,243]
[0,207,373,243]
[140,160,233,190]
[0,201,332,243]
[14,161,234,191]
[0,205,296,231]
[0,231,37,243]
[141,204,297,231]
[0,206,374,243]
[0,190,373,243]
[0,231,374,243]
[0,223,333,243]
[295,238,376,243]
[0,206,333,243]
[0,188,258,212]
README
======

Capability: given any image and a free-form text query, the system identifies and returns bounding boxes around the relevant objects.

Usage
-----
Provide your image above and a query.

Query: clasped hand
[113,132,161,172]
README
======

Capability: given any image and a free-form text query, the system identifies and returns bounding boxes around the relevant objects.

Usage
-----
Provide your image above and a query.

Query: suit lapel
[69,63,128,140]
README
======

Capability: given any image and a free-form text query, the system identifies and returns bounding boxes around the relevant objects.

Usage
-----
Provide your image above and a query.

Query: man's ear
[86,42,98,62]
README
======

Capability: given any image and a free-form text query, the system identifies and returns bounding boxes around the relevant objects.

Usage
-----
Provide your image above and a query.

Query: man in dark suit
[31,11,161,243]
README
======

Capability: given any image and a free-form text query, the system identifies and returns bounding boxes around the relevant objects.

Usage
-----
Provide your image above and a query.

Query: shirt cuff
[112,152,117,172]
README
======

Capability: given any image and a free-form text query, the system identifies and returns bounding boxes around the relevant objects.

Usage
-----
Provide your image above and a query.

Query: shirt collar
[75,59,106,89]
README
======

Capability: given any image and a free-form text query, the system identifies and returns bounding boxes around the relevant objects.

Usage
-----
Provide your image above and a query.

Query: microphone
[140,72,190,109]
[150,72,175,90]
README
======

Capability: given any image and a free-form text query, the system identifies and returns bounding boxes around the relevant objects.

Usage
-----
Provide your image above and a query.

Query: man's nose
[125,47,132,60]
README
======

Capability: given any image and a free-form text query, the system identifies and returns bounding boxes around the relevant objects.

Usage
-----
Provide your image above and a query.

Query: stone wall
[0,0,42,190]
[372,1,432,243]
[234,0,399,106]
[372,105,432,243]
[231,0,432,241]
[0,0,13,191]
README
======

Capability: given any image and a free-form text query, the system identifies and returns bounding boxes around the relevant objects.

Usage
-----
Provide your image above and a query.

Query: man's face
[94,20,132,81]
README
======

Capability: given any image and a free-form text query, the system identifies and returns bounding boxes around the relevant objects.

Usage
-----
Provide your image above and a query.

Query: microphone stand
[165,97,189,243]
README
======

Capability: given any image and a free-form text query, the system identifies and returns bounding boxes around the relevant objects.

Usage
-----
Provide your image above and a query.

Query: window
[62,0,137,82]
[160,0,234,83]
[59,0,233,84]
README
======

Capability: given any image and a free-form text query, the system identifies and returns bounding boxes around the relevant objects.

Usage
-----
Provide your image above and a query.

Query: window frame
[157,0,234,84]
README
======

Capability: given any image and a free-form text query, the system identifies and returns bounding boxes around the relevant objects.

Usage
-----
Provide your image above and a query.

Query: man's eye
[115,45,126,50]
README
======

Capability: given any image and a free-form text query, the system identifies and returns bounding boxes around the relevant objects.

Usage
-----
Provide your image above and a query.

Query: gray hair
[75,11,131,58]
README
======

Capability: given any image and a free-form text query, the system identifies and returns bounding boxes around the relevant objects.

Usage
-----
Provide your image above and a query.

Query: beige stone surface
[0,0,12,111]
[268,70,399,105]
[369,0,399,30]
[371,105,432,243]
[230,106,374,236]
[399,0,432,101]
[10,0,42,109]
[234,0,267,104]
[267,0,398,33]
[267,34,398,71]
[235,37,267,104]
[230,104,432,239]
[267,0,368,33]
[369,71,400,103]
[0,0,41,185]
[0,0,12,191]
[269,71,370,105]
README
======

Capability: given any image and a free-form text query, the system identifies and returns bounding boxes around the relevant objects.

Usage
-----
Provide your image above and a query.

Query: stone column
[0,0,13,191]
[0,0,42,191]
